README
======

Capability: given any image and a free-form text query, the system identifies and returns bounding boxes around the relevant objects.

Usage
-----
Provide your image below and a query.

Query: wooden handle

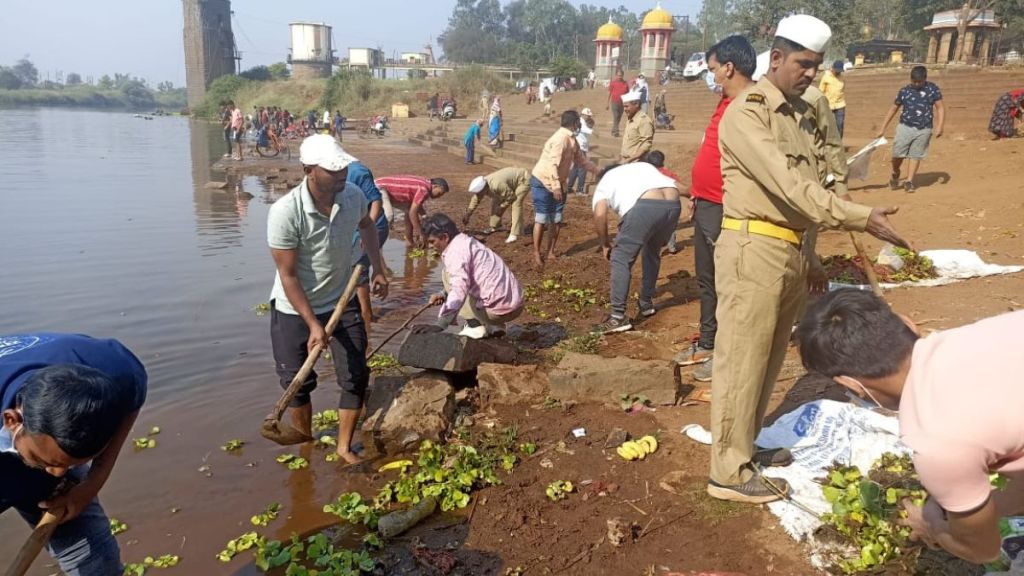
[366,302,432,360]
[5,509,64,576]
[848,233,883,297]
[269,265,364,421]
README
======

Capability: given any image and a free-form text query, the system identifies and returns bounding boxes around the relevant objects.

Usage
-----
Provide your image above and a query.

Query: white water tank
[289,22,332,64]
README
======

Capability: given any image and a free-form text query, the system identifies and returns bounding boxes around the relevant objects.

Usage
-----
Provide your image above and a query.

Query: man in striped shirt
[374,175,450,248]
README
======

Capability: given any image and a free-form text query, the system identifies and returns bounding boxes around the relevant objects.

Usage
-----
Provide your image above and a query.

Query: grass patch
[560,333,601,355]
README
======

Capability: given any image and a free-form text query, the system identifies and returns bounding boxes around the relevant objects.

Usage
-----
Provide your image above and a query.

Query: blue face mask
[0,425,19,455]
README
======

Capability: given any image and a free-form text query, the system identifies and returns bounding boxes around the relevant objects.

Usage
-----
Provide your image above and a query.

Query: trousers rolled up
[693,199,723,349]
[609,199,680,317]
[710,227,806,486]
[442,270,523,326]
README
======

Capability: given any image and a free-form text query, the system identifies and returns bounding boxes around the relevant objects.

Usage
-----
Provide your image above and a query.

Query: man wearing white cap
[567,108,595,196]
[463,167,531,244]
[709,14,911,504]
[267,134,389,464]
[620,92,654,163]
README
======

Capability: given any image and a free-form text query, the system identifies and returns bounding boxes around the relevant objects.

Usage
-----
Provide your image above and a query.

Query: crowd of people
[217,101,348,160]
[5,12,1024,575]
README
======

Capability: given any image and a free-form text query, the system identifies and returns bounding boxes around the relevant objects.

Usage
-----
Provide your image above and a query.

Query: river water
[0,108,444,574]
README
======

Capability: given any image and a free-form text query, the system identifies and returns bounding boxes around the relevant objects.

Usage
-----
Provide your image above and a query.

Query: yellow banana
[377,459,413,473]
[638,436,659,454]
[625,441,646,460]
[616,445,636,460]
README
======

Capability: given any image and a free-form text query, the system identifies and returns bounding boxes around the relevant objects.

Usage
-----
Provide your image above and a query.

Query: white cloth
[575,123,592,153]
[775,14,832,53]
[753,51,770,81]
[592,163,676,217]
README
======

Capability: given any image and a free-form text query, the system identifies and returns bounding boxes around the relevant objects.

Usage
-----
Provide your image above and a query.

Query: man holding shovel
[268,135,388,464]
[1,333,147,574]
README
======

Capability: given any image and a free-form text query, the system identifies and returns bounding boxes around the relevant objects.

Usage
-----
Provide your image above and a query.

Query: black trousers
[693,199,723,349]
[270,299,368,410]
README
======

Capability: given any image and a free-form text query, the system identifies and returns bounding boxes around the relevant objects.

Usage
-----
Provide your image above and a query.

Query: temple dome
[596,18,624,41]
[641,3,674,30]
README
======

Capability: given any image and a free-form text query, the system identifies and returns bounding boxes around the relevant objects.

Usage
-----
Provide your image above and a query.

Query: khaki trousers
[442,270,524,326]
[710,228,807,486]
[488,185,529,237]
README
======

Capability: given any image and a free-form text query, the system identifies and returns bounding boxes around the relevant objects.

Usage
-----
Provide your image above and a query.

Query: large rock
[362,372,456,451]
[476,363,548,405]
[548,352,679,406]
[397,332,516,372]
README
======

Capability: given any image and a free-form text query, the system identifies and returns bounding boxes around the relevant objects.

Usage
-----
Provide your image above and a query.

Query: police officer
[708,15,911,504]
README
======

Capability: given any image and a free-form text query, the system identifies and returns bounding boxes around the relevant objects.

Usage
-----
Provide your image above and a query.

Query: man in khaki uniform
[463,167,531,244]
[708,15,911,504]
[620,91,655,163]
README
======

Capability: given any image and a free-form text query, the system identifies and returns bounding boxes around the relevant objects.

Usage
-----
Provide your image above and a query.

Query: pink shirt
[230,108,243,130]
[439,233,523,319]
[374,175,430,207]
[899,310,1024,513]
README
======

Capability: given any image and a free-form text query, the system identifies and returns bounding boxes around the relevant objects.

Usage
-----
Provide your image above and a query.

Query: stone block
[362,372,456,451]
[548,352,679,406]
[397,332,516,372]
[476,363,548,405]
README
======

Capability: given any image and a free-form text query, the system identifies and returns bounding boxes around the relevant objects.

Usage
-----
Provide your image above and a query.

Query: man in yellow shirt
[818,60,847,138]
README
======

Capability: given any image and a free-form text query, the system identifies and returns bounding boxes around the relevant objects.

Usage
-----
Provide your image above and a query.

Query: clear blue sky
[0,0,701,87]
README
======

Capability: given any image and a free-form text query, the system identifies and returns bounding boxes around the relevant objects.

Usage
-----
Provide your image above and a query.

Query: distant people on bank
[411,214,524,340]
[428,92,440,120]
[819,60,847,138]
[587,69,596,89]
[644,150,685,255]
[660,65,671,86]
[267,135,388,465]
[488,96,503,148]
[607,69,630,137]
[620,91,655,163]
[876,65,945,193]
[479,88,491,121]
[542,86,553,116]
[590,162,692,335]
[568,107,596,197]
[347,160,390,329]
[221,101,235,158]
[796,290,1024,566]
[464,166,531,244]
[333,110,345,141]
[229,101,244,161]
[988,88,1024,139]
[464,120,483,165]
[653,90,674,130]
[631,73,650,114]
[375,175,450,248]
[530,110,600,267]
[526,82,537,105]
[674,35,757,383]
[1,333,147,574]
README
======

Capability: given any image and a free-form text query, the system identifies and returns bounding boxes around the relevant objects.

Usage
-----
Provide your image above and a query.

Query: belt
[721,217,802,245]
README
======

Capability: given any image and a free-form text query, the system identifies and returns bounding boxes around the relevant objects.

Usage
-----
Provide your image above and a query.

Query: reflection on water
[0,108,442,574]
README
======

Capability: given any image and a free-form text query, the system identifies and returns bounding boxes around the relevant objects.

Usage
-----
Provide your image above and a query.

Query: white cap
[775,14,832,53]
[621,91,642,103]
[580,107,593,117]
[468,176,487,194]
[299,134,357,171]
[753,50,770,81]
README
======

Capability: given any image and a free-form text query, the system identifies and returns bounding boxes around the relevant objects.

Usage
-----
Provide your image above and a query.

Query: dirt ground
[216,99,1024,575]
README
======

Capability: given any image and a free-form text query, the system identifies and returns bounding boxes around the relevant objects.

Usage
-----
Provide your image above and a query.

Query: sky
[0,0,701,87]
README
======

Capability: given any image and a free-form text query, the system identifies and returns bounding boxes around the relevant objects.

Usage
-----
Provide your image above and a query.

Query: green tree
[267,62,290,80]
[98,75,114,89]
[549,54,589,79]
[66,72,83,85]
[157,80,174,92]
[13,57,38,86]
[0,67,24,89]
[240,65,272,81]
[439,0,507,63]
[120,79,155,108]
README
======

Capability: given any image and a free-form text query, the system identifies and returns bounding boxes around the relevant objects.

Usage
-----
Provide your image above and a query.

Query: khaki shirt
[717,77,872,232]
[802,85,848,198]
[532,127,587,194]
[621,111,655,160]
[468,167,530,211]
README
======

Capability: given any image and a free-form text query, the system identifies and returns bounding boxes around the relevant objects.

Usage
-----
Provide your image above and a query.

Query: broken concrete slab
[397,332,516,372]
[362,372,456,451]
[548,352,679,406]
[476,363,548,405]
[204,181,228,190]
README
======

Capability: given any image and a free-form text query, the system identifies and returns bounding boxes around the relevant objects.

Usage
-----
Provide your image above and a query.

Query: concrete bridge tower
[182,0,237,110]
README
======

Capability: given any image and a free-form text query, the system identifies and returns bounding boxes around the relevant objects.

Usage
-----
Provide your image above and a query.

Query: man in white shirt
[590,163,693,334]
[568,107,595,196]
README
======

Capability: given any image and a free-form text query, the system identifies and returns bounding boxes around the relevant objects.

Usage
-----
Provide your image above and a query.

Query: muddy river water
[0,108,445,574]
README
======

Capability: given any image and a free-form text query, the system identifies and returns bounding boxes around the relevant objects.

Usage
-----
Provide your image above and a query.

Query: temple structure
[924,6,1000,64]
[593,17,624,82]
[639,3,675,77]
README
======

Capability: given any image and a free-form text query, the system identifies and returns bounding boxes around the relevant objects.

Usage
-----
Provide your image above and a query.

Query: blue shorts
[354,218,390,283]
[530,176,564,225]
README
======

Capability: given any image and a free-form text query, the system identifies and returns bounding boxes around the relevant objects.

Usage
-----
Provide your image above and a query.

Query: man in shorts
[876,65,945,193]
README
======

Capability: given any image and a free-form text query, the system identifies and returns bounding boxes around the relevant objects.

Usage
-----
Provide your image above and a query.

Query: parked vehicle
[683,51,708,80]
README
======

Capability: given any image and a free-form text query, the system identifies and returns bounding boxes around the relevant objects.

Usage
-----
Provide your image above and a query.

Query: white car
[683,51,708,80]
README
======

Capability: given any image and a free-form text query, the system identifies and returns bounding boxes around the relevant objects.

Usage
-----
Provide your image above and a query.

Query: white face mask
[0,424,22,456]
[845,377,893,413]
[705,70,722,95]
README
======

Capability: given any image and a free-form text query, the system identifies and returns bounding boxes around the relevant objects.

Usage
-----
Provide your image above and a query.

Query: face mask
[705,71,722,95]
[0,425,16,455]
[845,378,893,413]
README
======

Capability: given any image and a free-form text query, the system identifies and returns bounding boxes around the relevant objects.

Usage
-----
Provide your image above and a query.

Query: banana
[616,445,636,460]
[638,436,659,454]
[625,441,646,460]
[377,459,413,473]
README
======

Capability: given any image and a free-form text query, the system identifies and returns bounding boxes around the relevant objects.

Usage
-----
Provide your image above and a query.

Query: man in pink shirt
[410,214,523,339]
[374,175,449,248]
[229,102,244,160]
[796,289,1024,565]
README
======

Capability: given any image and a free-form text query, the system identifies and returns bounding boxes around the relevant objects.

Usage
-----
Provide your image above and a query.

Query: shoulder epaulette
[746,93,766,104]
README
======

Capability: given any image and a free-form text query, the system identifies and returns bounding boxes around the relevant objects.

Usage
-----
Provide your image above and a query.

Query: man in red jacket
[674,36,756,383]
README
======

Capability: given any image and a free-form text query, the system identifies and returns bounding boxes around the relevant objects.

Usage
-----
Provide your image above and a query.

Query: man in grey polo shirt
[267,134,388,464]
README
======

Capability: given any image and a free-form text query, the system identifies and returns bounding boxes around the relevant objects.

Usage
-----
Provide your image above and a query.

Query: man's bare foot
[546,251,558,261]
[335,449,363,465]
[533,253,545,267]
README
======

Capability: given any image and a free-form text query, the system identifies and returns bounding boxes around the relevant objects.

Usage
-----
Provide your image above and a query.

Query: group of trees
[439,0,1024,69]
[239,62,290,82]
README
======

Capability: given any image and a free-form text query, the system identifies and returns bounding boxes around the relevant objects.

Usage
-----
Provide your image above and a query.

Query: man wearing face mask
[709,15,912,504]
[0,333,147,574]
[796,289,1023,566]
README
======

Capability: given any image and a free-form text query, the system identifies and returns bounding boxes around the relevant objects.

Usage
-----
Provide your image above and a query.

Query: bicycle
[255,125,290,159]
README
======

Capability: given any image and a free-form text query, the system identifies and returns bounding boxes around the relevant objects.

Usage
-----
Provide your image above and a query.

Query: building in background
[594,17,624,82]
[347,47,385,78]
[288,22,336,80]
[182,0,237,110]
[639,3,675,77]
[925,8,1000,64]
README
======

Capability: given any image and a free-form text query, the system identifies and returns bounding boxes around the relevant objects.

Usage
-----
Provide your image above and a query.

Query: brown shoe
[706,474,790,504]
[753,447,793,467]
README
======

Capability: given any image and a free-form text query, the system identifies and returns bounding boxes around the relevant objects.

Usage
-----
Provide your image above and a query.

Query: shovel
[365,302,433,360]
[5,508,65,576]
[848,232,884,297]
[261,265,364,445]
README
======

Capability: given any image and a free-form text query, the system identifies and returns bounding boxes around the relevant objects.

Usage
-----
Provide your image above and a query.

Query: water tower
[288,22,335,79]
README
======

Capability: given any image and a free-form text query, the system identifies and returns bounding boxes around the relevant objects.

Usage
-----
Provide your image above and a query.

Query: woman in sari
[988,88,1024,139]
[488,96,503,148]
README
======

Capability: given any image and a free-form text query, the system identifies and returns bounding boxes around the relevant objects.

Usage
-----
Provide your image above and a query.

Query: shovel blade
[260,417,314,446]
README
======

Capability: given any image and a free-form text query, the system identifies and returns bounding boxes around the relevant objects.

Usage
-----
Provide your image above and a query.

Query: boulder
[476,363,548,405]
[548,352,679,406]
[397,332,516,372]
[361,372,456,451]
[204,181,228,190]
